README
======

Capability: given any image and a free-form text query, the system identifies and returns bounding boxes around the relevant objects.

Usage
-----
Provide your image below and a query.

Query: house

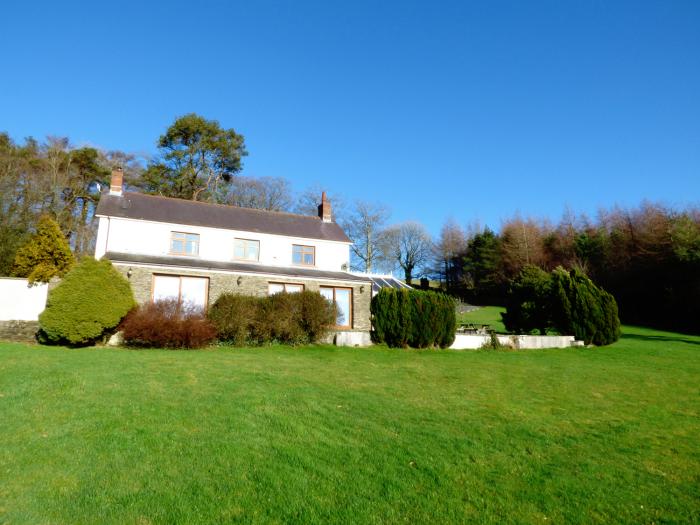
[94,168,372,342]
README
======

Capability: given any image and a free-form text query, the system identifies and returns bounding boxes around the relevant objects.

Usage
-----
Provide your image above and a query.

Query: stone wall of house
[115,264,372,332]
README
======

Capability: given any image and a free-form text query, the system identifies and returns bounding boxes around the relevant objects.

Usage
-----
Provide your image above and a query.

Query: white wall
[0,278,48,321]
[450,334,578,350]
[95,217,351,272]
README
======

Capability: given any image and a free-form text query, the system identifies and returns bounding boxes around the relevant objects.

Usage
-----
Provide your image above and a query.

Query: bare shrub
[121,300,217,349]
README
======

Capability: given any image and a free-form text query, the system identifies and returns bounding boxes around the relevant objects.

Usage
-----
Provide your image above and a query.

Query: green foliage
[11,215,74,284]
[208,291,336,346]
[502,265,552,335]
[371,288,456,348]
[462,228,505,304]
[550,268,621,346]
[504,266,620,345]
[207,293,259,346]
[38,258,135,346]
[0,226,28,276]
[141,113,247,202]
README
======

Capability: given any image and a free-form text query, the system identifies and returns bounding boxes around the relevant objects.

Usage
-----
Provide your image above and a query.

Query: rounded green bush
[39,258,135,346]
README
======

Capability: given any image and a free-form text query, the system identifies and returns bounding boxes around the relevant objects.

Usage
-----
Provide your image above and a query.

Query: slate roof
[95,191,351,243]
[105,252,371,283]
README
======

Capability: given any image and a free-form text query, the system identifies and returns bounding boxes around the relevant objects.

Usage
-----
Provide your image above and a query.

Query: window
[268,283,304,295]
[170,232,200,256]
[292,244,315,266]
[152,275,209,310]
[234,238,260,261]
[320,286,352,328]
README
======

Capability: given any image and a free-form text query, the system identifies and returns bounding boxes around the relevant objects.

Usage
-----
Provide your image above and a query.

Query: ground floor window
[152,275,209,310]
[320,286,352,328]
[268,282,304,295]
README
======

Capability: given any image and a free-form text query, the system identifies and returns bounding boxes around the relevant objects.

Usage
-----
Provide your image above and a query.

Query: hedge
[371,288,456,348]
[208,291,336,346]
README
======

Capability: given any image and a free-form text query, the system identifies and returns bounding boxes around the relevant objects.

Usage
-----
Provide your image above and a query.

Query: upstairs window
[170,232,199,256]
[234,238,260,261]
[292,244,315,266]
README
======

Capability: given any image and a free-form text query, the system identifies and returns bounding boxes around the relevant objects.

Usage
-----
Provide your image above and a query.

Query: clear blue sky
[2,0,698,234]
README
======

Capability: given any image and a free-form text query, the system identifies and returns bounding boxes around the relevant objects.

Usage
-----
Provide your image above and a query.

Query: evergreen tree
[39,258,135,346]
[11,215,74,284]
[141,113,247,202]
[463,228,506,304]
[502,265,552,335]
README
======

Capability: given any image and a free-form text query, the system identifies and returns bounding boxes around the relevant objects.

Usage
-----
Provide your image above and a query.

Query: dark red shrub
[121,299,217,349]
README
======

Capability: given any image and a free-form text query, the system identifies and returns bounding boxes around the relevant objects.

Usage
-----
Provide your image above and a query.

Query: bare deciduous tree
[432,217,466,289]
[382,221,433,284]
[293,184,347,222]
[344,200,390,272]
[500,216,548,277]
[224,176,292,211]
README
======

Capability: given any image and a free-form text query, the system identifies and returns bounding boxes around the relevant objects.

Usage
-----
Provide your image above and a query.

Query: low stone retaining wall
[0,321,39,343]
[450,333,583,350]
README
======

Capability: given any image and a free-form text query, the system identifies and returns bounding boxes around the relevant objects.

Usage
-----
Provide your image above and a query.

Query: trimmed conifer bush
[550,268,621,346]
[11,215,74,284]
[371,288,456,348]
[502,265,553,335]
[38,258,135,346]
[503,266,621,346]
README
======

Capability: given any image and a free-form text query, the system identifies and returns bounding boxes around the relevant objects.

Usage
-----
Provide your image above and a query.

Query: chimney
[109,167,123,196]
[318,191,332,222]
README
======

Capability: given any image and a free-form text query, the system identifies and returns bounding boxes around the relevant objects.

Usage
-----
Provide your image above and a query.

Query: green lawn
[457,305,507,333]
[1,326,699,524]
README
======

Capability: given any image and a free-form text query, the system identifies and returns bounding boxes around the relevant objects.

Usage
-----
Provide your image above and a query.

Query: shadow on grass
[621,333,700,347]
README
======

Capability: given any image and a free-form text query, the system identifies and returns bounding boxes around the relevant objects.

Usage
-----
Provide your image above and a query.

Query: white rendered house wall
[94,216,351,272]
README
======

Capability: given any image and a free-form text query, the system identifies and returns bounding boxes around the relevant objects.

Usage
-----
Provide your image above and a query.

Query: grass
[457,305,507,333]
[1,326,699,524]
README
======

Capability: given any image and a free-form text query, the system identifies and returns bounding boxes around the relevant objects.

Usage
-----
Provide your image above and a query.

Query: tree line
[431,206,700,334]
